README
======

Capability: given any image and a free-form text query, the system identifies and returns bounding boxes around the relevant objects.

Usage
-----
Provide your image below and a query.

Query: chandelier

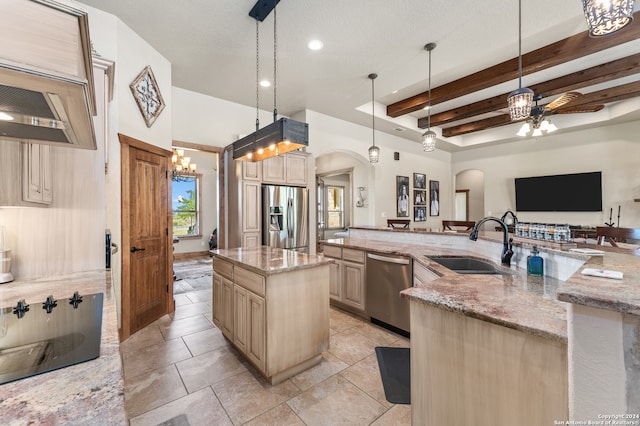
[507,0,534,121]
[171,148,196,176]
[582,0,635,37]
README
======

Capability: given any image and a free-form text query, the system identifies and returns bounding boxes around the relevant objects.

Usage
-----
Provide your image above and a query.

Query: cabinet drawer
[323,245,342,259]
[235,266,266,297]
[342,248,364,264]
[213,258,233,280]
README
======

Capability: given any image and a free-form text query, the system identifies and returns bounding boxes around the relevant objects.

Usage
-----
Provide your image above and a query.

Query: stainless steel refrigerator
[262,185,309,252]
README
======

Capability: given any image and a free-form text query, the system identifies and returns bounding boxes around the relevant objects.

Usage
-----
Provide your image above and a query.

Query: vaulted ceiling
[79,0,640,151]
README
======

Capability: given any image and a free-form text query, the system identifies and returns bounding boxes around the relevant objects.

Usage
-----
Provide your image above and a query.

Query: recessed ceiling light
[260,80,271,88]
[394,127,405,132]
[307,40,324,51]
[392,90,398,94]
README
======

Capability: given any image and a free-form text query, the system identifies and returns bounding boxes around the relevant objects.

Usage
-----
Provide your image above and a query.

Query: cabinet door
[40,144,53,203]
[285,153,307,185]
[221,277,234,338]
[23,143,52,204]
[246,292,266,371]
[242,161,261,181]
[212,273,222,326]
[234,285,248,353]
[329,260,342,301]
[343,261,365,310]
[242,182,261,233]
[243,232,261,248]
[262,155,286,184]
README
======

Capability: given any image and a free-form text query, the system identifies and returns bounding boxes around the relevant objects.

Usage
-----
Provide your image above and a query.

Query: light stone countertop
[0,270,126,425]
[211,246,333,275]
[323,237,568,343]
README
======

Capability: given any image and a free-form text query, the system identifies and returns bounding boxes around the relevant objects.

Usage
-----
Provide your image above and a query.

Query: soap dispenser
[527,246,543,276]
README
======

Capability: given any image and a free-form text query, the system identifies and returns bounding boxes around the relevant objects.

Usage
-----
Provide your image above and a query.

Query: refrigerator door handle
[287,198,293,238]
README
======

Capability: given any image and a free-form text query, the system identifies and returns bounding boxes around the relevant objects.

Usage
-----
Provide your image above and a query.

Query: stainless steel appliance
[366,252,413,334]
[263,185,309,251]
[0,292,103,384]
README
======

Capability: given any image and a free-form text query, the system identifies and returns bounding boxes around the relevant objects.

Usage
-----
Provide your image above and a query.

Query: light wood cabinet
[0,141,53,207]
[242,232,261,248]
[262,152,308,186]
[242,161,261,181]
[413,261,440,286]
[242,182,261,233]
[212,255,329,384]
[323,245,366,313]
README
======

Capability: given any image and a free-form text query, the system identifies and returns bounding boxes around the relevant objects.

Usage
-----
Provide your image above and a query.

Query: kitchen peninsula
[210,246,332,384]
[324,226,640,425]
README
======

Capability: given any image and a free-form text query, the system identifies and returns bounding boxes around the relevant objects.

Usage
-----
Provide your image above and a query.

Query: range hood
[0,0,97,150]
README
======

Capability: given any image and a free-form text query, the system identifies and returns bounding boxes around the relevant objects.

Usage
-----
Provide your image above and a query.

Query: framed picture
[413,173,426,189]
[396,176,410,217]
[414,206,427,222]
[429,180,440,216]
[414,190,427,205]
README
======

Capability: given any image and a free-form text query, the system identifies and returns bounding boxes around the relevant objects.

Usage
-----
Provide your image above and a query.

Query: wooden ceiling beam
[388,12,640,118]
[420,53,640,128]
[441,81,640,138]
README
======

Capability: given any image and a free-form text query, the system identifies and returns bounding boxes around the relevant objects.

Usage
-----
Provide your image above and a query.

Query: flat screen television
[515,171,602,212]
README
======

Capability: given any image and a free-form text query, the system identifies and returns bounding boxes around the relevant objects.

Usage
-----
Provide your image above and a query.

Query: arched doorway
[455,169,485,222]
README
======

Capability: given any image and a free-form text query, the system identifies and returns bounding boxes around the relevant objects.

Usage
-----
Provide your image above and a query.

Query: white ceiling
[77,0,640,151]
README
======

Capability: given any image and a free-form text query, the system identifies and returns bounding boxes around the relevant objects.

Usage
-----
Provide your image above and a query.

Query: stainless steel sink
[426,256,515,275]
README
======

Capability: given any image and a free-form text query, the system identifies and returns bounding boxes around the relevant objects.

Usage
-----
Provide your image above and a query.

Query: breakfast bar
[210,246,332,384]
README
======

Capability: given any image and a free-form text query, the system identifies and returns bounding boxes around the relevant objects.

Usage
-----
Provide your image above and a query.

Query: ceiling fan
[518,92,605,136]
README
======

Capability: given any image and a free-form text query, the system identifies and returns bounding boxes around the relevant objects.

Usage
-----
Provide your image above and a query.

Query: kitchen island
[0,270,126,425]
[325,226,640,424]
[210,246,332,384]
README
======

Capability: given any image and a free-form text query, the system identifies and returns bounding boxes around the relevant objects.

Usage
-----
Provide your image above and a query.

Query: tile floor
[121,259,411,425]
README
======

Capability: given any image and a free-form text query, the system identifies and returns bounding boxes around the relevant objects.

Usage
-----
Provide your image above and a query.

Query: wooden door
[120,134,172,340]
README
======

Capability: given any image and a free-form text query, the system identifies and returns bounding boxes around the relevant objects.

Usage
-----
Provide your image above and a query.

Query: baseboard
[174,251,212,262]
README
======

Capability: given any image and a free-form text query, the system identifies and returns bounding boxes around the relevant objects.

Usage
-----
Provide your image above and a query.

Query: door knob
[130,246,146,253]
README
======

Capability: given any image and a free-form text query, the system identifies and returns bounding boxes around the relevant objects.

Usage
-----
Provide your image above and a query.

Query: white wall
[301,110,453,229]
[452,121,640,227]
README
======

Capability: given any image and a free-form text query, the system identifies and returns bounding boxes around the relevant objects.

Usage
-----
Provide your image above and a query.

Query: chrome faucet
[469,217,514,266]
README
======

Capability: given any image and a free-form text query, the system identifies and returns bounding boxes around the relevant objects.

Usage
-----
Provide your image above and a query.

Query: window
[172,175,201,237]
[326,185,344,229]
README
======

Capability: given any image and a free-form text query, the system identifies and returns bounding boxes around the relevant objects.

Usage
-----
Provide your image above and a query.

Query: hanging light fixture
[582,0,635,37]
[368,73,380,163]
[421,43,437,152]
[171,148,197,176]
[233,1,309,162]
[516,95,558,137]
[507,0,534,122]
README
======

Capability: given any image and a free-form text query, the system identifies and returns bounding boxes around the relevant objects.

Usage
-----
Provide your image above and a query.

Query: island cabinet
[323,245,366,313]
[211,247,330,384]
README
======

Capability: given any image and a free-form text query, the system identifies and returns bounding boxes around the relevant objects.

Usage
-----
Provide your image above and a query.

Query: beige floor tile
[287,374,386,425]
[124,364,187,418]
[122,338,192,379]
[329,307,365,333]
[158,314,213,340]
[290,352,349,391]
[119,324,164,355]
[186,289,211,304]
[181,326,229,357]
[243,403,305,426]
[328,328,381,365]
[212,371,300,424]
[371,404,412,425]
[172,301,211,320]
[129,387,232,426]
[173,293,192,307]
[341,353,393,409]
[351,322,404,346]
[176,346,248,393]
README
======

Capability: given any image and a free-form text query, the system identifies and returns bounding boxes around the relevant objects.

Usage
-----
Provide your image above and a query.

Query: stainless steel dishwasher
[366,252,413,334]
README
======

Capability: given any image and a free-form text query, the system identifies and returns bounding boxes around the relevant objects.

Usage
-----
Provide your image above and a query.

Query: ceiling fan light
[539,119,550,131]
[517,122,530,137]
[547,122,558,133]
[368,144,380,163]
[582,0,635,37]
[532,128,543,137]
[507,87,534,121]
[422,130,437,152]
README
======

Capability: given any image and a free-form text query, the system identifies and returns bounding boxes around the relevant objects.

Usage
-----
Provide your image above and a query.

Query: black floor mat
[375,346,410,404]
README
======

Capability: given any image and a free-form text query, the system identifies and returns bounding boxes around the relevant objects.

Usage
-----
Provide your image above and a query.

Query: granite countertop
[0,270,126,425]
[323,237,568,342]
[211,246,333,275]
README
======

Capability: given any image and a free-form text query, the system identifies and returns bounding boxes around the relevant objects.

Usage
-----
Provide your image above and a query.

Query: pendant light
[507,0,534,122]
[368,73,380,163]
[233,1,309,162]
[582,0,634,37]
[421,43,436,152]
